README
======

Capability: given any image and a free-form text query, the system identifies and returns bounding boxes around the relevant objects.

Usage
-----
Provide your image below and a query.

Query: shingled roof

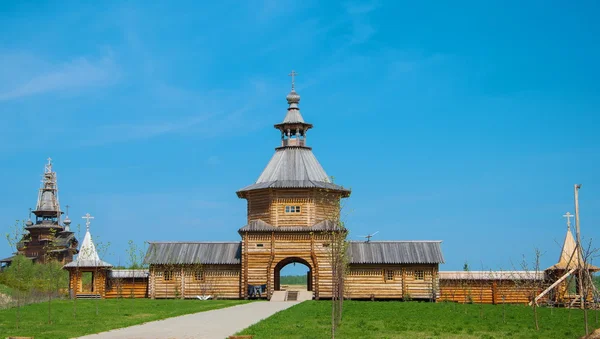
[143,240,443,266]
[348,241,445,264]
[143,242,241,265]
[237,148,350,195]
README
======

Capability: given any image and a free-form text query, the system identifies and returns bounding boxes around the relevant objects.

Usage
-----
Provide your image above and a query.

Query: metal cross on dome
[82,213,95,231]
[562,212,573,230]
[288,70,298,90]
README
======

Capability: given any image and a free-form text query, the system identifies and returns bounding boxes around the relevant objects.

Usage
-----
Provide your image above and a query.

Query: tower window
[285,206,301,213]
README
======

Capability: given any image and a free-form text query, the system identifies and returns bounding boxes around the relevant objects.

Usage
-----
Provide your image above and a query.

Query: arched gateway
[273,257,312,292]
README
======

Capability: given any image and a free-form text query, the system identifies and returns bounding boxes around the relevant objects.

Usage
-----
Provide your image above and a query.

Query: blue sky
[1,1,599,274]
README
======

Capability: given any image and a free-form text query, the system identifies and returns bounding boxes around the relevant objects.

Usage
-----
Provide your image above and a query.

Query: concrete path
[75,301,299,339]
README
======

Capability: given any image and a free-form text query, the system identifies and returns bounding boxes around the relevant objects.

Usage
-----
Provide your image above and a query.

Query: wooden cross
[288,70,298,90]
[563,212,573,230]
[82,213,94,231]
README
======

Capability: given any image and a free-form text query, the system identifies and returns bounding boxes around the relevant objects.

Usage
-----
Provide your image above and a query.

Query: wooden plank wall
[439,280,546,304]
[66,268,108,297]
[149,264,240,299]
[346,265,438,299]
[105,278,148,298]
[182,265,240,299]
[246,189,341,227]
[247,190,272,224]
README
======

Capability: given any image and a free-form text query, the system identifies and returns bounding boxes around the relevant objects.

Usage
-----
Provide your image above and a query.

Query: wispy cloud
[79,114,214,147]
[0,51,120,101]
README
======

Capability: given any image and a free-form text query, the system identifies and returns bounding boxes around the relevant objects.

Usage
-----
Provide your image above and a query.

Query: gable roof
[348,241,445,265]
[237,147,350,195]
[143,242,241,265]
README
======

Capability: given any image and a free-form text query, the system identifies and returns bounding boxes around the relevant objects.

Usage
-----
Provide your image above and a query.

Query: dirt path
[74,301,299,339]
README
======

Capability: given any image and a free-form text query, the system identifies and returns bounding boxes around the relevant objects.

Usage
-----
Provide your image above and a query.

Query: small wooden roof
[64,228,112,268]
[547,227,599,271]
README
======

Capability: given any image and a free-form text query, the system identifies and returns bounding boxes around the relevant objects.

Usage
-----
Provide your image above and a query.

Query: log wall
[149,264,240,299]
[245,189,342,227]
[345,265,438,299]
[439,280,546,304]
[105,278,148,298]
[66,268,108,297]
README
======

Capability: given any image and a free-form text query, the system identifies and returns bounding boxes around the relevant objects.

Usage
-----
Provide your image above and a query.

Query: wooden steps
[76,293,101,299]
[286,291,298,301]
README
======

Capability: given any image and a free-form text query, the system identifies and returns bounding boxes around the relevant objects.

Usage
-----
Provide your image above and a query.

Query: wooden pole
[574,184,584,309]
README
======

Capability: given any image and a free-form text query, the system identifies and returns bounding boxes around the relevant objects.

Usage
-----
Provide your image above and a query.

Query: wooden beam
[529,268,576,306]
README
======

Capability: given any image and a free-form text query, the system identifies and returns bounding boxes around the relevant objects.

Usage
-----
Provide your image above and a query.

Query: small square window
[194,271,203,281]
[385,270,394,281]
[256,243,264,247]
[415,270,424,280]
[164,271,173,281]
[285,205,302,213]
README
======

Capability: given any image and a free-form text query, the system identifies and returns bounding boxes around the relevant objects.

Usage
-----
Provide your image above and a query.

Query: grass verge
[1,298,250,339]
[237,300,600,338]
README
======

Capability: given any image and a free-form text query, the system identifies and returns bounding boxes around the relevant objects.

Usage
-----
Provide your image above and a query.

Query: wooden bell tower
[237,71,351,299]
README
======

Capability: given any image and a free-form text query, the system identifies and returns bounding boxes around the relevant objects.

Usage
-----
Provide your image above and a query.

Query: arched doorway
[273,257,312,292]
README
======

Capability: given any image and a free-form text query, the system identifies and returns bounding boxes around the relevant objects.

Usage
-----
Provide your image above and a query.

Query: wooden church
[0,159,78,267]
[143,74,445,300]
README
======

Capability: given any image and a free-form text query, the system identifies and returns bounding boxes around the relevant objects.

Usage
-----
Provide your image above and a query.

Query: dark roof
[238,219,342,233]
[348,241,445,264]
[143,242,241,265]
[0,255,15,263]
[54,232,77,248]
[237,147,350,196]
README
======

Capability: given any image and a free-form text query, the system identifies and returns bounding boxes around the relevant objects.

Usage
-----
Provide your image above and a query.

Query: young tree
[579,239,599,336]
[520,249,543,331]
[318,180,351,339]
[5,220,27,329]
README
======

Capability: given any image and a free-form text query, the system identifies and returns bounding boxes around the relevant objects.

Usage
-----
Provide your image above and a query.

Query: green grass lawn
[238,301,600,339]
[0,298,250,339]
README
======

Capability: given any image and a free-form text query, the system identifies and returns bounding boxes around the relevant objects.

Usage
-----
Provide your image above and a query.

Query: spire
[25,208,33,227]
[32,158,63,227]
[237,71,351,198]
[274,70,313,148]
[63,205,71,232]
[63,213,112,268]
[547,212,599,271]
